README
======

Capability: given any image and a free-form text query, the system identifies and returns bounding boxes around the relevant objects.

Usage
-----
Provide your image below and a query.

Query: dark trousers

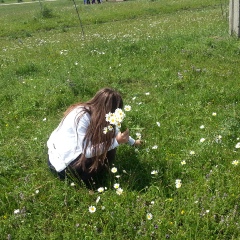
[48,149,116,185]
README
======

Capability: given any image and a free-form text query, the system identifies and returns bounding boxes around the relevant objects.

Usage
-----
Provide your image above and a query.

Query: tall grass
[1,0,240,239]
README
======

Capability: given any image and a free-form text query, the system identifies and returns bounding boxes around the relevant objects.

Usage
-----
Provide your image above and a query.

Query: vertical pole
[229,0,240,37]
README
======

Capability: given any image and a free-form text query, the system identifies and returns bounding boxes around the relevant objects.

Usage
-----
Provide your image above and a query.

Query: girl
[47,88,141,186]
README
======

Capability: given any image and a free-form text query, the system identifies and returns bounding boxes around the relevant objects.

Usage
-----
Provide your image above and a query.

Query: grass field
[1,0,240,239]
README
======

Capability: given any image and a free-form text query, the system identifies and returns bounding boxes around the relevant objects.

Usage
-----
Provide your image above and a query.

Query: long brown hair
[64,88,123,172]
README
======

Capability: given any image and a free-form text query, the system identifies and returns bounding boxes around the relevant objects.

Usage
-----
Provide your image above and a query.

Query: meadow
[1,0,240,239]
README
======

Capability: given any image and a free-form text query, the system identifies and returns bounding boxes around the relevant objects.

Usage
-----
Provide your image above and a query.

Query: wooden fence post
[229,0,240,37]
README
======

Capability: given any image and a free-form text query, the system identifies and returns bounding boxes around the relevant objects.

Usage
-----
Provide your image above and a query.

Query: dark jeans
[48,149,116,185]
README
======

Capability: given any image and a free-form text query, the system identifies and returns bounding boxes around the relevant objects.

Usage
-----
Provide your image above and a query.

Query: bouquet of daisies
[103,105,131,134]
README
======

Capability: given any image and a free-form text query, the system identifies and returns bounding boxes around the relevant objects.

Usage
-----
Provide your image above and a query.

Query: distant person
[47,88,141,187]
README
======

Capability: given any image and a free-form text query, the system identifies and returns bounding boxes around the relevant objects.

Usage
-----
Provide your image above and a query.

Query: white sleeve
[128,136,135,146]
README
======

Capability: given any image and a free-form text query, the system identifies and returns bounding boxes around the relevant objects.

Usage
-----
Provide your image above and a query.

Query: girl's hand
[116,129,130,144]
[134,140,142,146]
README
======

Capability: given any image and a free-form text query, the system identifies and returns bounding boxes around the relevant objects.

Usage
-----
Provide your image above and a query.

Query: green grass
[1,0,240,239]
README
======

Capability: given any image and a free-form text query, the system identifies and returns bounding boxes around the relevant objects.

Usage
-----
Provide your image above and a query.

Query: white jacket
[47,107,135,172]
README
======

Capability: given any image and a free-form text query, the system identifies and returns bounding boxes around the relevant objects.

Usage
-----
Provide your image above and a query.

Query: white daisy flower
[235,142,240,149]
[89,206,96,213]
[151,170,158,175]
[136,133,141,139]
[109,115,117,125]
[146,213,153,220]
[97,187,104,193]
[108,125,113,131]
[111,167,117,173]
[181,160,186,165]
[14,209,20,214]
[116,122,121,128]
[103,127,108,134]
[116,188,123,195]
[175,179,182,188]
[124,105,131,112]
[96,196,100,204]
[232,160,239,166]
[105,113,111,122]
